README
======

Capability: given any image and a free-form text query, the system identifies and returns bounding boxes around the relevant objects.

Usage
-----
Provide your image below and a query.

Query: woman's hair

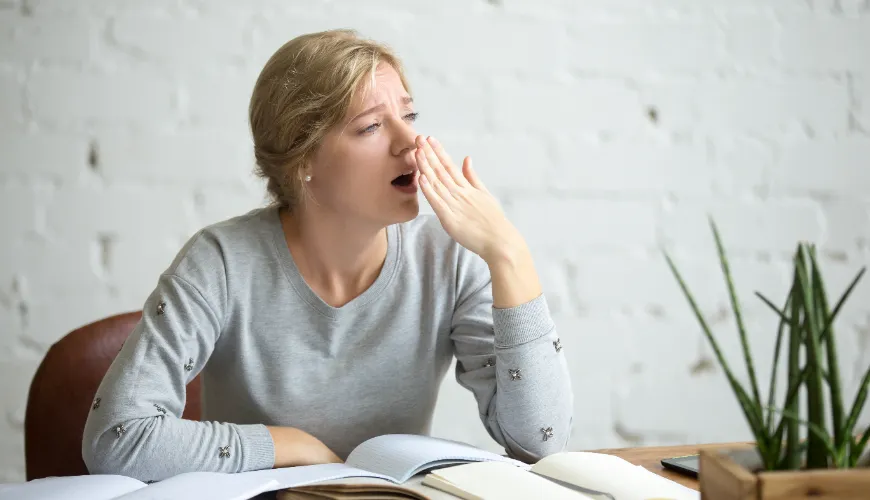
[248,29,412,210]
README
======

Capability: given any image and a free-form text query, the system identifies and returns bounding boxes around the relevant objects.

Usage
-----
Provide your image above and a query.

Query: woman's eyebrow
[350,96,414,122]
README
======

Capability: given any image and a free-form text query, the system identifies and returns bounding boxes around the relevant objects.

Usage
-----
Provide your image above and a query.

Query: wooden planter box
[699,448,870,500]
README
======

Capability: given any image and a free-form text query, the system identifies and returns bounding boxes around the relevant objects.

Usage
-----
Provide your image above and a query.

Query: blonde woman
[82,29,574,482]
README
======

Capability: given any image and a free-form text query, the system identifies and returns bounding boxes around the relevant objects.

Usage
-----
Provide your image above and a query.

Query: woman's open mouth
[391,171,418,194]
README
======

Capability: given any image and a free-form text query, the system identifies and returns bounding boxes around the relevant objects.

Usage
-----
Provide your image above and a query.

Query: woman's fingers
[417,136,460,191]
[416,146,454,203]
[462,157,488,192]
[418,172,452,218]
[425,136,468,188]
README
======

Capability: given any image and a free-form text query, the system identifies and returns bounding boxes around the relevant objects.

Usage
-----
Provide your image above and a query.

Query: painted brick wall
[1,0,868,483]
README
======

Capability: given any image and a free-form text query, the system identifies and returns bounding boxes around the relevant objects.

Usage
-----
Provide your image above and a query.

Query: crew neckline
[269,206,401,321]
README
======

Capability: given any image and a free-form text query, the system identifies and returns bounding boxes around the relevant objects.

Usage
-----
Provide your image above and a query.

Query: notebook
[0,434,526,500]
[276,476,434,500]
[421,451,701,500]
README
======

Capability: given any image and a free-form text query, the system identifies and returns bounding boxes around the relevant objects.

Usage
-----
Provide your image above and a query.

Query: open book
[421,451,700,500]
[0,434,526,500]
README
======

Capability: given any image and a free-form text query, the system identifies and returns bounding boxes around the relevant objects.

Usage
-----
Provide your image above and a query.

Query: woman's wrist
[266,425,343,467]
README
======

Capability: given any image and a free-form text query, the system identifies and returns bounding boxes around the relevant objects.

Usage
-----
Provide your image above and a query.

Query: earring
[304,175,311,182]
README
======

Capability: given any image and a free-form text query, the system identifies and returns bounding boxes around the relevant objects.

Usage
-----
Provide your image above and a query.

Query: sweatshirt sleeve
[81,236,275,482]
[449,251,574,464]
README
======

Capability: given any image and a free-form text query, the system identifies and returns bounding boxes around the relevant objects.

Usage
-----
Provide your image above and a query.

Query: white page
[113,471,280,500]
[345,434,531,483]
[292,475,459,500]
[228,463,396,489]
[532,452,699,500]
[428,461,591,500]
[633,465,699,498]
[0,474,145,500]
[114,463,396,500]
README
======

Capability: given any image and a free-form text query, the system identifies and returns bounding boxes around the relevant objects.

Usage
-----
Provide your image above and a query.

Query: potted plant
[664,218,870,499]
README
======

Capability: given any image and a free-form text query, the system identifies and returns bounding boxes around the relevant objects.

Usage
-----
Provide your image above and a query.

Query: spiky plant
[664,217,869,471]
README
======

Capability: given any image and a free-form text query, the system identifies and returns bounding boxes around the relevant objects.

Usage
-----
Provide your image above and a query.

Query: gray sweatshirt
[81,206,574,482]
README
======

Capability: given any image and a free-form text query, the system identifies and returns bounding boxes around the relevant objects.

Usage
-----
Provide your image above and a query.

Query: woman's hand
[414,135,524,265]
[267,426,343,468]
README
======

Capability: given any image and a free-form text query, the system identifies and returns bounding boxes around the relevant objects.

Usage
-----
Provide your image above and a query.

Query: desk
[593,441,753,491]
[266,442,754,499]
[395,441,752,498]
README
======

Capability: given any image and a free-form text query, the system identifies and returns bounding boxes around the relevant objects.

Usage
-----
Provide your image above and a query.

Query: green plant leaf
[664,251,765,436]
[734,380,769,448]
[755,292,792,325]
[709,217,764,410]
[754,290,833,371]
[852,426,870,467]
[765,292,792,433]
[794,246,829,469]
[816,267,866,343]
[809,248,846,450]
[772,366,808,441]
[784,263,804,471]
[766,404,838,464]
[842,363,870,445]
[776,440,809,470]
[780,367,809,420]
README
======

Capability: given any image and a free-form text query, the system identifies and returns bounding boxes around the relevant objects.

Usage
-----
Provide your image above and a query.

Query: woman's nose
[394,123,420,157]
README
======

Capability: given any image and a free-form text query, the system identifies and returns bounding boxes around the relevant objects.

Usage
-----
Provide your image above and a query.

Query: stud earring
[304,175,312,182]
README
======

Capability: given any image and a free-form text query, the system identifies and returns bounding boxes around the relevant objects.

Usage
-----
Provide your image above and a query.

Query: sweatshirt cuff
[238,423,276,471]
[492,293,555,348]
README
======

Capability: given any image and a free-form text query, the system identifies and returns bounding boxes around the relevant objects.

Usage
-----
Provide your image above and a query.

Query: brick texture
[1,0,868,482]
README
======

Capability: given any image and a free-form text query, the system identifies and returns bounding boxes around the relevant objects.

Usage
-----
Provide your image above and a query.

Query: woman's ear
[300,158,313,183]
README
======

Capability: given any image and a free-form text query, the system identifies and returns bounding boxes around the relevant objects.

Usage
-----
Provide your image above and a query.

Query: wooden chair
[23,311,201,480]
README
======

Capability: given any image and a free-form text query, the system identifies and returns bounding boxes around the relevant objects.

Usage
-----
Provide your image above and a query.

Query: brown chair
[24,311,202,481]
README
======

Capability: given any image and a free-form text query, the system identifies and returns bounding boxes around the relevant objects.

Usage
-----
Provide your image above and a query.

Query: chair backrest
[24,311,201,480]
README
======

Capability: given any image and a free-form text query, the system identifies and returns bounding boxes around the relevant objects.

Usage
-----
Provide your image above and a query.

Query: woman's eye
[360,113,418,135]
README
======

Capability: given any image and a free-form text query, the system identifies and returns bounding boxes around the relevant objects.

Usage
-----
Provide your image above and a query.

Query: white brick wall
[1,0,869,483]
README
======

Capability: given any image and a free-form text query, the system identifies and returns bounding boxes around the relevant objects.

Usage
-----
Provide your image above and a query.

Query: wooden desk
[593,442,753,491]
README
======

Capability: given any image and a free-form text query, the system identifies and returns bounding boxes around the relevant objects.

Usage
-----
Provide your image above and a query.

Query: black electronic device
[660,454,699,478]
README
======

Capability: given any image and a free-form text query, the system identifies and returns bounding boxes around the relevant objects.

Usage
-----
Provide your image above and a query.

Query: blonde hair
[248,29,412,210]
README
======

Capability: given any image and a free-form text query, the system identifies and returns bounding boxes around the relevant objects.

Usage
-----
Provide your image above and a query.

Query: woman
[82,29,574,482]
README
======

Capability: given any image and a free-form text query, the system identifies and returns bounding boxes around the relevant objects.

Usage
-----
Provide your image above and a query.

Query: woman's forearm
[485,237,542,309]
[266,426,344,467]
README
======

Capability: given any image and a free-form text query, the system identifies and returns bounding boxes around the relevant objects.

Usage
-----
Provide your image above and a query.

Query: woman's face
[305,62,422,227]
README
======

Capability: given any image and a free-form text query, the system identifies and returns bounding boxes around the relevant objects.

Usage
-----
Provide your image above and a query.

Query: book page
[531,452,699,500]
[113,471,281,500]
[0,474,145,500]
[240,463,396,489]
[113,464,397,500]
[345,434,530,483]
[424,461,594,500]
[283,477,430,500]
[280,475,459,500]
